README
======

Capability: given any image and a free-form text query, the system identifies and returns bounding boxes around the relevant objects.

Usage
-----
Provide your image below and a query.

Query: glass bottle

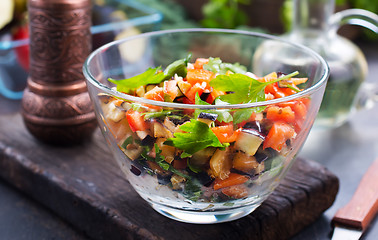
[286,0,378,128]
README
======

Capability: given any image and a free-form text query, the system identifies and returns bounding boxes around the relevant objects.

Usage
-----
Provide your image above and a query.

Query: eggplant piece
[141,135,154,146]
[157,174,172,185]
[189,147,216,168]
[156,138,175,164]
[135,85,145,97]
[102,100,126,123]
[243,121,263,133]
[121,145,143,161]
[98,93,113,104]
[209,148,233,180]
[232,151,264,175]
[195,171,214,187]
[163,117,177,133]
[254,152,269,164]
[136,130,150,141]
[130,165,142,176]
[170,174,186,190]
[200,90,211,101]
[168,116,191,126]
[197,112,218,126]
[234,129,265,156]
[152,121,174,139]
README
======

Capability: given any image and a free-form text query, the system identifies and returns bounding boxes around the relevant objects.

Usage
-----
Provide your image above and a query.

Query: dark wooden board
[0,114,339,240]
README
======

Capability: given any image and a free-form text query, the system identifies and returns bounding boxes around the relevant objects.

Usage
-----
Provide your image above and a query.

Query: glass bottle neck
[291,0,335,39]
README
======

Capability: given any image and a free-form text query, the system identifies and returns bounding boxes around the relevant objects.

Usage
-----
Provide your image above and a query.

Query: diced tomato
[221,184,248,199]
[144,86,164,101]
[206,89,225,104]
[263,122,295,151]
[184,82,206,103]
[186,69,214,86]
[143,86,165,110]
[193,58,209,69]
[277,99,309,132]
[265,93,275,100]
[265,82,286,98]
[125,109,149,132]
[280,85,298,96]
[163,80,179,101]
[213,173,249,190]
[290,78,308,85]
[266,106,295,124]
[258,72,277,83]
[211,125,241,143]
[279,100,307,121]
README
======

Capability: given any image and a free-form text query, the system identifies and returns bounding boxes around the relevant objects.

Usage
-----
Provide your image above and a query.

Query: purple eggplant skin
[198,112,218,121]
[130,165,142,176]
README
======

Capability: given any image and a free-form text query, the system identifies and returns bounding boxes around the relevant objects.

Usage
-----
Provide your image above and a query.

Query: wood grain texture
[0,114,339,240]
[332,159,378,230]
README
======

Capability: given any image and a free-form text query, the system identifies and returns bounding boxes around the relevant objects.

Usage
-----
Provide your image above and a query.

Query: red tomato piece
[213,173,249,190]
[186,69,214,86]
[266,106,296,124]
[163,80,179,101]
[184,82,206,103]
[206,89,225,104]
[193,58,209,69]
[211,125,241,143]
[144,86,165,101]
[221,184,248,199]
[263,122,295,151]
[125,109,149,132]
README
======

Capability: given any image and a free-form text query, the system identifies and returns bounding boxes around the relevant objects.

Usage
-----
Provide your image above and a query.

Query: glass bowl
[83,28,329,224]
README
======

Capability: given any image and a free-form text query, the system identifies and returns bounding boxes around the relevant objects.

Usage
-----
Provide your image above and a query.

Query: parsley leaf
[108,67,165,93]
[164,119,224,157]
[203,57,247,74]
[210,71,299,123]
[210,71,299,105]
[108,54,191,93]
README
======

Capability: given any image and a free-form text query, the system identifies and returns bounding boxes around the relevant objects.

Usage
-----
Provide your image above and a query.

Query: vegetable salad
[100,55,310,203]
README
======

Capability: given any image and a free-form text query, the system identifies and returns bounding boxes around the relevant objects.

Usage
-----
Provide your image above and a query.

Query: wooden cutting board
[0,114,339,240]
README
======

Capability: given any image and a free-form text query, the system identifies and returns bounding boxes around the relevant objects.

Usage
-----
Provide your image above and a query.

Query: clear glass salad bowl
[83,28,329,224]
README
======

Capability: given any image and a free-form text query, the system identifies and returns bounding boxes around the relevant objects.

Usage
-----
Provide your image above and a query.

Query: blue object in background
[0,0,163,100]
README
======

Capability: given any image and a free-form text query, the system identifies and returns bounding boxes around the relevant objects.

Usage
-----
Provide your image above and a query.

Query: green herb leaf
[233,108,255,124]
[182,178,203,202]
[163,53,192,80]
[109,67,165,93]
[121,136,134,149]
[210,71,299,105]
[164,119,224,157]
[203,57,247,74]
[211,71,299,123]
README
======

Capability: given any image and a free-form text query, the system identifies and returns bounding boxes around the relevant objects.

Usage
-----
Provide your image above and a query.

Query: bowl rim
[83,28,329,110]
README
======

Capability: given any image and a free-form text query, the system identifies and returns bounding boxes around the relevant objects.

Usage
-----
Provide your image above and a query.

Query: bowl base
[150,203,259,224]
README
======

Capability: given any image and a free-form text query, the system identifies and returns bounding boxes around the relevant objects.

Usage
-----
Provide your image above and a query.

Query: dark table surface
[0,41,377,240]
